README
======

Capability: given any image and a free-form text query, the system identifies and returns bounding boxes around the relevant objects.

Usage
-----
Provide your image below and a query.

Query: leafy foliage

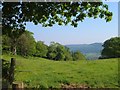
[64,47,73,61]
[34,41,48,58]
[101,37,120,58]
[2,31,36,56]
[47,42,67,60]
[17,31,36,56]
[72,51,86,60]
[2,35,11,54]
[47,42,84,61]
[2,2,113,36]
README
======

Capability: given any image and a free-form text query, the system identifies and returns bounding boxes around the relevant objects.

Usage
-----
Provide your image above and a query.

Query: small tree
[101,37,120,58]
[55,44,66,60]
[35,41,48,58]
[64,47,73,61]
[47,42,58,60]
[72,51,86,61]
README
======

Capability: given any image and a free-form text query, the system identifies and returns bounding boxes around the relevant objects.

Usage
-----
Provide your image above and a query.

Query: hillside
[65,43,103,60]
[2,55,118,88]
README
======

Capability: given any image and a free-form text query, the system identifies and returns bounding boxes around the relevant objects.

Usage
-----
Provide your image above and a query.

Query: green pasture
[2,54,118,88]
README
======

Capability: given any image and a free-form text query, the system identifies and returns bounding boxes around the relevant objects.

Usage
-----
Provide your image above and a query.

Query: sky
[26,2,118,45]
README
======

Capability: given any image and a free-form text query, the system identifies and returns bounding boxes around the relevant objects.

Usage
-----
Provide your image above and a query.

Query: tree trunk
[12,45,17,55]
[11,38,17,55]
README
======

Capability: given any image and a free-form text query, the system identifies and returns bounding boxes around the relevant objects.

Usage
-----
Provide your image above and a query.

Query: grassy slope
[2,54,118,88]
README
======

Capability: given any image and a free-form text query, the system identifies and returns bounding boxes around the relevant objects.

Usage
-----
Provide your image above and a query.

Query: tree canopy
[101,37,120,59]
[47,42,84,61]
[17,31,36,56]
[72,51,86,60]
[2,1,113,36]
[35,41,48,58]
[2,30,36,56]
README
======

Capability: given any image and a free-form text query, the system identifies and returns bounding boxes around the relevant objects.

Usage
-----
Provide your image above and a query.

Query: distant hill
[65,43,103,60]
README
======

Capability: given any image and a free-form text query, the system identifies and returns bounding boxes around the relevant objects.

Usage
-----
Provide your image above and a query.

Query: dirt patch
[61,83,90,88]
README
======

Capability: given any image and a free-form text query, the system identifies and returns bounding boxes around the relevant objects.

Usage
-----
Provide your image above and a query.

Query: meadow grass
[2,54,118,88]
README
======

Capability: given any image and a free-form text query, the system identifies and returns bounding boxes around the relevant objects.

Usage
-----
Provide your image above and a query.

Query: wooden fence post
[9,58,16,84]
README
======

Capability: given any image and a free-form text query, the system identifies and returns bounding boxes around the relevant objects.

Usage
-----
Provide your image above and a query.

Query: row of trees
[2,31,86,61]
[2,30,120,60]
[2,2,114,60]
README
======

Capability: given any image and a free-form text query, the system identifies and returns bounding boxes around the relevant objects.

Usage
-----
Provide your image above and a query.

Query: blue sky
[26,2,118,45]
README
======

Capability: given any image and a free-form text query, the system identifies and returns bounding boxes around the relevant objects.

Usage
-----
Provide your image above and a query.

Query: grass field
[2,54,118,88]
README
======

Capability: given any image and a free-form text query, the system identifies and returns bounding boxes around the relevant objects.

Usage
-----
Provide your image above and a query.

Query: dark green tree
[55,43,66,60]
[17,31,36,56]
[47,42,73,61]
[64,47,73,61]
[2,30,24,55]
[47,42,58,60]
[2,35,11,54]
[101,37,120,58]
[72,51,86,60]
[35,41,48,58]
